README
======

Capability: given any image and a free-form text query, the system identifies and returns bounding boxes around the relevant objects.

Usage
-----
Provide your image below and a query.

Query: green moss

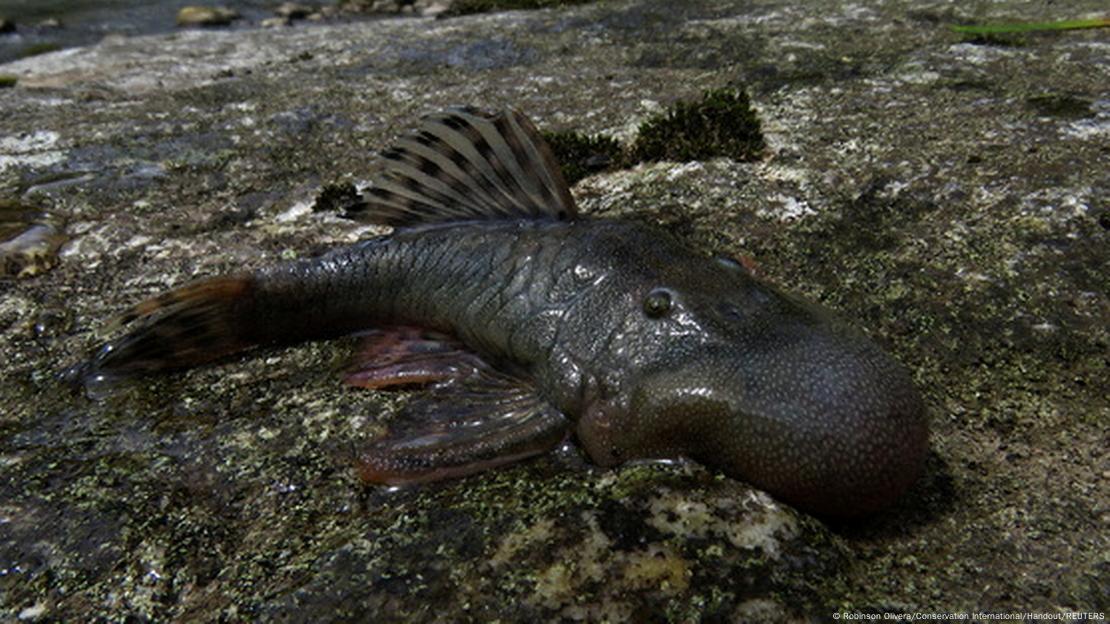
[630,88,765,164]
[0,75,16,89]
[19,42,62,58]
[440,0,594,18]
[539,88,766,183]
[540,130,625,185]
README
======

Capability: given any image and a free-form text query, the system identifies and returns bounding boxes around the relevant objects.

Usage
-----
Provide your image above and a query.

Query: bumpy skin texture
[227,218,925,517]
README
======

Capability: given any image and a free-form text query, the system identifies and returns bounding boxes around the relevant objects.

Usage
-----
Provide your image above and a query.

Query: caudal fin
[65,276,258,388]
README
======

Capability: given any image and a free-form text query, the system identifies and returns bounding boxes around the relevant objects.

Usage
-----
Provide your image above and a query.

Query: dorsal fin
[352,107,577,226]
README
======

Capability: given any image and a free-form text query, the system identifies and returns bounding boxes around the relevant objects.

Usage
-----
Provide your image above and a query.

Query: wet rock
[176,6,241,28]
[30,308,73,340]
[259,465,846,620]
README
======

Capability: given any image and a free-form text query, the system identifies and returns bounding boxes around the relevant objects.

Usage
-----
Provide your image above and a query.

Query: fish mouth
[728,335,926,517]
[619,335,928,517]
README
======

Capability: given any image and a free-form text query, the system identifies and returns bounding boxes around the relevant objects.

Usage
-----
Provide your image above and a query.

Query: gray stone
[0,0,1106,620]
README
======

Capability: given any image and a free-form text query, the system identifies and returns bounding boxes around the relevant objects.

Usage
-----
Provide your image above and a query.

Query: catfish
[69,108,927,517]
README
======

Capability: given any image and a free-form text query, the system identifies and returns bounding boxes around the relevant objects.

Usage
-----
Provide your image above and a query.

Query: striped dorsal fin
[352,107,577,226]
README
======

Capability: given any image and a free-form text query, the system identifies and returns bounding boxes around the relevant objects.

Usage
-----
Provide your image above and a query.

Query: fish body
[72,108,927,517]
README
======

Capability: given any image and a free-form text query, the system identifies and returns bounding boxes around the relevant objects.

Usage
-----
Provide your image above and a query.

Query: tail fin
[65,276,258,388]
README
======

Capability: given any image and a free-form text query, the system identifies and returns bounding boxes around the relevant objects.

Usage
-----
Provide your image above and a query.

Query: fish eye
[643,288,673,319]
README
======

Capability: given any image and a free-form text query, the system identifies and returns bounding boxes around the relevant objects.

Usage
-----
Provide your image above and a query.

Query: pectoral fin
[343,326,490,389]
[356,370,569,485]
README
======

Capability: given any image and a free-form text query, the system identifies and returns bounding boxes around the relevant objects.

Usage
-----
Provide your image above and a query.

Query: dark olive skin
[521,221,928,517]
[287,219,927,516]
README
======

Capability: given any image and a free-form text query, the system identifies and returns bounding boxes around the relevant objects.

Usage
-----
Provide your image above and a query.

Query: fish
[68,107,928,517]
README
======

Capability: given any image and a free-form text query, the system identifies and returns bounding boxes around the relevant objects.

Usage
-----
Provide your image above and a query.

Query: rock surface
[0,0,1107,620]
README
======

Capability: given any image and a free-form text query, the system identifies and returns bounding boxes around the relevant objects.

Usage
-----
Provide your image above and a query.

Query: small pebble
[0,202,66,279]
[420,1,451,17]
[176,6,241,27]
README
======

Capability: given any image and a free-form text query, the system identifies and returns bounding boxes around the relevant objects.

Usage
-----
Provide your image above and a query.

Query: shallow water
[0,0,304,65]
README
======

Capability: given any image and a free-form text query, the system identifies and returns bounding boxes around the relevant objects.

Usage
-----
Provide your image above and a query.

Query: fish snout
[718,332,927,517]
[615,334,928,517]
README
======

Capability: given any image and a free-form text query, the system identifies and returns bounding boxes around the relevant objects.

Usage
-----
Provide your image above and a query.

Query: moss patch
[541,130,625,185]
[0,75,16,89]
[313,180,364,214]
[630,88,765,163]
[542,88,766,183]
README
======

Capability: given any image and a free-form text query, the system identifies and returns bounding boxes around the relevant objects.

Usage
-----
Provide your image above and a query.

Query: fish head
[576,256,928,517]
